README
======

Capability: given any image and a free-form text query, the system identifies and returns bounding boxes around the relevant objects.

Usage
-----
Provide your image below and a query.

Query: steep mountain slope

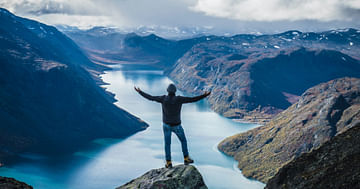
[168,31,360,122]
[0,8,147,163]
[218,77,360,183]
[266,123,360,189]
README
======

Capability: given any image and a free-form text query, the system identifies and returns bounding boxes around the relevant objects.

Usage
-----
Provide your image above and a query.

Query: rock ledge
[117,165,208,189]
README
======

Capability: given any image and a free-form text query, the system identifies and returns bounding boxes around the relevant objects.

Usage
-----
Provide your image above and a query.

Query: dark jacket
[138,91,207,126]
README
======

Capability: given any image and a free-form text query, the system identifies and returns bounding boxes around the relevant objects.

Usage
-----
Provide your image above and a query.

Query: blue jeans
[163,123,189,161]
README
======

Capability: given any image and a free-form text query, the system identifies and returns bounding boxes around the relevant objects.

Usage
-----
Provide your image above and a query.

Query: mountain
[65,26,360,122]
[266,123,360,189]
[117,165,208,189]
[218,77,360,183]
[170,47,360,122]
[58,25,217,40]
[63,27,210,70]
[0,8,147,163]
[168,30,360,122]
[131,25,213,39]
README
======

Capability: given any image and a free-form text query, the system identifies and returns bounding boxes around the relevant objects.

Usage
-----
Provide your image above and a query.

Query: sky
[0,0,360,34]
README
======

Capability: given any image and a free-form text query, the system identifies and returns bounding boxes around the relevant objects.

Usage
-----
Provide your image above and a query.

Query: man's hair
[167,84,176,93]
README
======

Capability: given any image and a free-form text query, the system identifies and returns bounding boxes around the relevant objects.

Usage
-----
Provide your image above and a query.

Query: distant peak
[279,30,303,36]
[145,33,162,39]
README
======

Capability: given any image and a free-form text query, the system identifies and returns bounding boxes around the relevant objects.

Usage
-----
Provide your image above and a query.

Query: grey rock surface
[117,165,208,189]
[0,176,33,189]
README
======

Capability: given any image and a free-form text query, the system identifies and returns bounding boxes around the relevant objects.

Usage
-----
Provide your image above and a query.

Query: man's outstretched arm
[180,91,211,103]
[134,86,163,103]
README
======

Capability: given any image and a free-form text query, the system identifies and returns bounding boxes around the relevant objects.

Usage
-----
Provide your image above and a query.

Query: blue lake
[0,66,265,189]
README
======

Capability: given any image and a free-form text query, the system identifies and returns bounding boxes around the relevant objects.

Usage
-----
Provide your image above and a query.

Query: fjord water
[0,67,264,189]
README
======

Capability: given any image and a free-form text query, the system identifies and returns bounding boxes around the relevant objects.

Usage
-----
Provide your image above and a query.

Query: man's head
[167,84,176,94]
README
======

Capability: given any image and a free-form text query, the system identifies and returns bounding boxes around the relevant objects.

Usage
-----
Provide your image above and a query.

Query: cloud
[191,0,360,22]
[26,14,115,29]
[0,0,129,28]
[0,0,100,15]
[0,0,358,33]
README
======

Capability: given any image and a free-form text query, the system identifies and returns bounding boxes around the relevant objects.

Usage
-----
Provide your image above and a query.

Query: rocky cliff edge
[117,165,208,189]
[0,176,33,189]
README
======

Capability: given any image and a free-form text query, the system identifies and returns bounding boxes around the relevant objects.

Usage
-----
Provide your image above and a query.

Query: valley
[0,6,359,188]
[65,26,360,122]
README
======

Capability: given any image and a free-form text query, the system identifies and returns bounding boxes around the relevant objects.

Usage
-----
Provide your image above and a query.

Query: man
[134,84,211,168]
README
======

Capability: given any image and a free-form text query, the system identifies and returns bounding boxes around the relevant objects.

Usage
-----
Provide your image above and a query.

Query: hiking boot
[184,156,194,165]
[165,160,173,168]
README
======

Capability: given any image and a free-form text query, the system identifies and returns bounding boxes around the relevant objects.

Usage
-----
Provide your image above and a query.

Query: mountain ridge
[0,8,148,164]
[218,77,360,183]
[169,47,360,122]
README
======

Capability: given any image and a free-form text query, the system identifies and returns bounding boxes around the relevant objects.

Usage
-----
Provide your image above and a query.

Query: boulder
[117,165,207,189]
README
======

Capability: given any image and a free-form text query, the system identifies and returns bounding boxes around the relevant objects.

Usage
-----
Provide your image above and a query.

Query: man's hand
[204,91,211,97]
[134,86,141,93]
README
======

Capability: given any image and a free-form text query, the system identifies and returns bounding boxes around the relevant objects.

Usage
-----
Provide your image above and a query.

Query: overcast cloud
[0,0,359,33]
[192,0,360,22]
